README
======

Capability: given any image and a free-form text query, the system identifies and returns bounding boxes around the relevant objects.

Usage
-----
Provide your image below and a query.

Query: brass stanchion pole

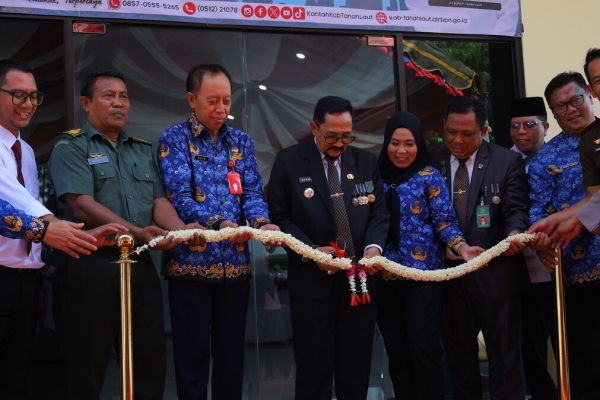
[114,232,136,400]
[555,248,570,399]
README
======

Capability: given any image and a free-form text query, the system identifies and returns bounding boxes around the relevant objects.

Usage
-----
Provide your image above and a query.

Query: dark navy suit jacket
[429,140,530,300]
[267,140,389,300]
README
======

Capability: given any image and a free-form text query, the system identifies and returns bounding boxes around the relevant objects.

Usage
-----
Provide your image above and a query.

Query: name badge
[227,171,243,194]
[561,161,579,170]
[88,156,109,165]
[195,155,210,162]
[476,205,491,228]
[299,176,312,184]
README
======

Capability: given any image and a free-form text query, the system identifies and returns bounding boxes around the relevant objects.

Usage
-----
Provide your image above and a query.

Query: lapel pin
[478,163,483,169]
[303,188,314,198]
[347,173,354,179]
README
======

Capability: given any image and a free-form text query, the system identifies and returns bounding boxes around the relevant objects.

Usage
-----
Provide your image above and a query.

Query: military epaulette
[63,128,85,138]
[133,138,153,145]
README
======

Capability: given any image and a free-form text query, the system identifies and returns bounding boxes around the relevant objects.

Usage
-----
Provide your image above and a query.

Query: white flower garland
[361,232,535,281]
[132,228,535,282]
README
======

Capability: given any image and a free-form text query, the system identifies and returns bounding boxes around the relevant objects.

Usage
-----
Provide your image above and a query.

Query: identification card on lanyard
[227,159,243,194]
[476,205,491,228]
[476,186,490,228]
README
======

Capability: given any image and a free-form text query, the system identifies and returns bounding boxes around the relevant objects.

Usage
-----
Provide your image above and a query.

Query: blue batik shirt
[528,132,600,286]
[0,199,46,242]
[157,114,270,282]
[380,166,465,280]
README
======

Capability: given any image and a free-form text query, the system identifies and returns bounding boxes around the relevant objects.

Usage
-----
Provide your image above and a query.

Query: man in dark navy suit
[267,96,389,400]
[429,96,530,400]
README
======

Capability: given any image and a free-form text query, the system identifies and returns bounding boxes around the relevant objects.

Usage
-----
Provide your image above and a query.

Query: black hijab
[377,111,430,246]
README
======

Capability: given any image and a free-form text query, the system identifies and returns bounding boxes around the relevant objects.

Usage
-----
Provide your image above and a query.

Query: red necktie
[12,140,32,255]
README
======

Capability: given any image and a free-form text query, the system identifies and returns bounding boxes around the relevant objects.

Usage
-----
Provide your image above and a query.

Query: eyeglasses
[508,121,545,131]
[0,88,45,106]
[549,93,585,115]
[314,121,356,144]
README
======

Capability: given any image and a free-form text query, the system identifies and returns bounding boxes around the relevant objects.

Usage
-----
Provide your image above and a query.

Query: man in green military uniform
[49,70,203,400]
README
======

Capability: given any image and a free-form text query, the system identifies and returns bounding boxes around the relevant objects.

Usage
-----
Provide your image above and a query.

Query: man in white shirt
[0,59,122,400]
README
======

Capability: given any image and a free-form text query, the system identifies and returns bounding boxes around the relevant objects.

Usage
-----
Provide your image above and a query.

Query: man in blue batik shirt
[529,71,600,399]
[540,48,600,244]
[157,63,281,400]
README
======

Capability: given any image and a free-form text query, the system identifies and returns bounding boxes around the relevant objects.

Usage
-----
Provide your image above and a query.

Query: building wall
[521,1,600,379]
[521,0,600,137]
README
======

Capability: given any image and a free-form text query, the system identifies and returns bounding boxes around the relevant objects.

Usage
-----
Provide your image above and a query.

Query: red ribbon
[329,239,346,259]
[346,264,371,306]
[361,293,371,304]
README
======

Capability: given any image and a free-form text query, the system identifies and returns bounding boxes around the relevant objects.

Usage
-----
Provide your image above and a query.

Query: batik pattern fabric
[528,133,600,286]
[158,114,270,282]
[380,166,464,280]
[0,199,45,242]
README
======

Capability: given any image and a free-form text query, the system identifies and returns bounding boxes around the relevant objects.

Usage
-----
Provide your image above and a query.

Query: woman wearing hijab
[376,111,482,399]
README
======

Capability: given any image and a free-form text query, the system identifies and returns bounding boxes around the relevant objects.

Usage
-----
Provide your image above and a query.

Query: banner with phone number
[0,0,522,37]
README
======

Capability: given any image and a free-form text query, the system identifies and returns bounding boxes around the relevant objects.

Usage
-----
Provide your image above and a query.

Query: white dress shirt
[0,125,49,269]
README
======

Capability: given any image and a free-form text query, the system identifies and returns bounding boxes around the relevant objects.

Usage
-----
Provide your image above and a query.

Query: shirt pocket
[133,167,155,203]
[93,165,118,204]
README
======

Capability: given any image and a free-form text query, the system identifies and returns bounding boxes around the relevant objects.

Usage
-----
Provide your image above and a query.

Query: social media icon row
[241,5,305,20]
